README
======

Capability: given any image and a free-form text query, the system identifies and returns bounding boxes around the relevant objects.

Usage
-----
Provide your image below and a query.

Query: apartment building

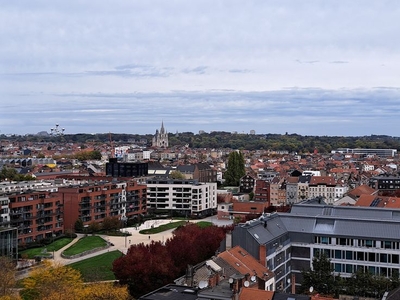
[239,174,256,194]
[146,178,217,217]
[232,202,400,293]
[5,190,63,244]
[253,180,270,203]
[308,176,336,205]
[59,179,147,232]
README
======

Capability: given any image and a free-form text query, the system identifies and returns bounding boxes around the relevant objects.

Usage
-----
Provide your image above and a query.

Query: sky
[1,1,400,137]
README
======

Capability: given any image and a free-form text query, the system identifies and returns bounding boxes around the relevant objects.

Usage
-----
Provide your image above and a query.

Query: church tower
[152,121,169,148]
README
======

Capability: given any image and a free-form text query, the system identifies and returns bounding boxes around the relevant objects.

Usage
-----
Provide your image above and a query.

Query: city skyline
[1,1,400,136]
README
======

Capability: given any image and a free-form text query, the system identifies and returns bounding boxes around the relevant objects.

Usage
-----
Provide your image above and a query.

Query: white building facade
[146,178,217,217]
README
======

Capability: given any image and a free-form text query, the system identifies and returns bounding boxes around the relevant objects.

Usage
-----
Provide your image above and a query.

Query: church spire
[160,121,165,134]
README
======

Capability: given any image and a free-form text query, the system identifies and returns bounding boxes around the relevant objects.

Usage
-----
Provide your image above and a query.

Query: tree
[113,241,177,298]
[300,251,335,296]
[0,257,17,298]
[224,151,245,186]
[21,261,84,300]
[113,223,230,298]
[74,219,84,233]
[87,221,101,234]
[169,170,185,179]
[102,216,121,232]
[82,282,129,300]
[21,261,130,300]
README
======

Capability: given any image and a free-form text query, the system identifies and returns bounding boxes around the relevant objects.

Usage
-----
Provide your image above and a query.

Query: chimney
[259,244,267,266]
[291,273,296,294]
[225,232,232,250]
[185,265,194,286]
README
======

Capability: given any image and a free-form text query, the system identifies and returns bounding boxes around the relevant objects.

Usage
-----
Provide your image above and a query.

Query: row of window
[315,248,400,264]
[334,263,397,277]
[315,236,400,249]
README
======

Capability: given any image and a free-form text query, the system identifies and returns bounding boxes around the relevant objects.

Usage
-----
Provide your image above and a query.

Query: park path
[18,216,233,278]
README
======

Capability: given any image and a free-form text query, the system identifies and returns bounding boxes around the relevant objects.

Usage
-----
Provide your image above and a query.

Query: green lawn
[19,237,74,259]
[139,220,213,234]
[69,250,122,282]
[195,221,213,228]
[139,220,187,234]
[62,236,107,257]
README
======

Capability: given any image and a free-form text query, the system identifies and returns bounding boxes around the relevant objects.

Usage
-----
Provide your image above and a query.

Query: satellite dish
[309,286,314,293]
[287,278,291,284]
[250,275,256,282]
[244,281,250,287]
[199,281,208,289]
[228,278,234,284]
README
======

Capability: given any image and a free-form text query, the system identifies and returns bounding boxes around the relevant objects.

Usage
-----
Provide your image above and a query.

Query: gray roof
[239,214,288,245]
[237,202,400,242]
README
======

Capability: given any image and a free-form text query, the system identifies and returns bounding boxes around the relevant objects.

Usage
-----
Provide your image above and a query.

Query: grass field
[69,250,122,282]
[139,220,213,234]
[195,221,213,228]
[19,237,74,259]
[62,236,107,257]
[139,220,187,234]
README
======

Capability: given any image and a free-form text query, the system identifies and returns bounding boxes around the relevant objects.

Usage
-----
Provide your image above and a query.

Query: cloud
[330,61,349,64]
[1,1,400,136]
[182,66,208,74]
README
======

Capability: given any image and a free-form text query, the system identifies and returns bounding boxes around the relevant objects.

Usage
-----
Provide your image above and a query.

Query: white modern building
[146,178,217,217]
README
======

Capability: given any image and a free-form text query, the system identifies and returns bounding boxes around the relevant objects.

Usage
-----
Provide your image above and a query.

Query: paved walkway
[19,216,234,277]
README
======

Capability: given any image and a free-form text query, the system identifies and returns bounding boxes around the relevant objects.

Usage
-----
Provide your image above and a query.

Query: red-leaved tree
[113,241,177,298]
[113,223,233,298]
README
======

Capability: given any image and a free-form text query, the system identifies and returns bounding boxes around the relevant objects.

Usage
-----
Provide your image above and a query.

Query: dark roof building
[232,201,400,293]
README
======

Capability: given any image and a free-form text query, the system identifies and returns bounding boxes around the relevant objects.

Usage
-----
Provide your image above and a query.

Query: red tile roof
[239,288,274,300]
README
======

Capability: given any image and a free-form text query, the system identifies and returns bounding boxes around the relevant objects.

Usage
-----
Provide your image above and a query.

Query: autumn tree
[113,223,230,298]
[224,151,245,186]
[0,257,17,298]
[113,241,177,298]
[169,170,185,179]
[101,216,121,232]
[21,261,130,300]
[165,223,226,273]
[20,261,84,300]
[87,221,101,234]
[82,282,130,300]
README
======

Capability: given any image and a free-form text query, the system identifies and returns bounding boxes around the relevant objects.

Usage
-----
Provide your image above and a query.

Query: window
[368,252,376,262]
[346,264,353,273]
[384,241,392,249]
[365,240,375,248]
[393,254,399,264]
[321,237,330,244]
[335,263,342,272]
[357,252,364,261]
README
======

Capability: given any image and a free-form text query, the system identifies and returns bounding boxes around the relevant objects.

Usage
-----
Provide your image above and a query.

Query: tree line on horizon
[2,132,400,154]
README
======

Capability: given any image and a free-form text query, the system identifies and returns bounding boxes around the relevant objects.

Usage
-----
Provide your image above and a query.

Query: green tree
[300,251,335,296]
[169,170,185,179]
[74,219,84,233]
[223,151,245,186]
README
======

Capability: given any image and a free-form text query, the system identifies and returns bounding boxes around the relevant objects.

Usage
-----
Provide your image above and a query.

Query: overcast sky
[1,1,400,137]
